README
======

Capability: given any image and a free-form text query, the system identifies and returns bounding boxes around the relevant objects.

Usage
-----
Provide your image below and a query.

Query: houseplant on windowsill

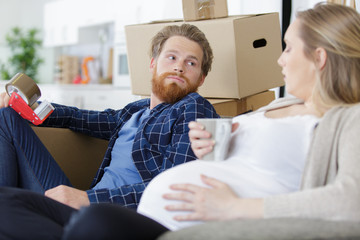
[0,27,43,82]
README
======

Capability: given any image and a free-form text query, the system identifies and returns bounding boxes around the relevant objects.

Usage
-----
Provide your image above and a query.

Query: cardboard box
[125,13,283,99]
[209,90,275,117]
[141,90,275,117]
[182,0,228,21]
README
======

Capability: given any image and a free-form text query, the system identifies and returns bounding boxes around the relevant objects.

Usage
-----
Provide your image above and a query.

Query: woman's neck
[304,97,330,117]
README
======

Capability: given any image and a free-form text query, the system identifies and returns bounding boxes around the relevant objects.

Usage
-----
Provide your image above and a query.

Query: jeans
[63,203,169,240]
[0,107,71,193]
[0,187,168,240]
[0,187,75,240]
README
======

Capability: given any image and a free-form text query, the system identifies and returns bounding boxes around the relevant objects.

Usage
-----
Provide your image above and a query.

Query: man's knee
[66,204,118,229]
[63,205,111,240]
[0,107,27,131]
[0,107,21,122]
[0,187,26,202]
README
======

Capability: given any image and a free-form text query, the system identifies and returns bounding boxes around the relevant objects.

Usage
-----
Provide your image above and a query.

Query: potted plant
[0,27,44,82]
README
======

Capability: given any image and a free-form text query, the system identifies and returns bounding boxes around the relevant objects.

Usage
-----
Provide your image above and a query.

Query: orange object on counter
[81,56,95,84]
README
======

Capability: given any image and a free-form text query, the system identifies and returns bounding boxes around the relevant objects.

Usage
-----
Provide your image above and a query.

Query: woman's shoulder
[324,103,360,118]
[254,97,304,113]
[316,103,360,136]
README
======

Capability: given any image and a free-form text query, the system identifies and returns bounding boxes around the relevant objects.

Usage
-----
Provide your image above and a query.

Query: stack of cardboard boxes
[125,0,283,117]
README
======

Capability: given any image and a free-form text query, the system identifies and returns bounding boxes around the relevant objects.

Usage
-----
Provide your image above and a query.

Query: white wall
[291,0,325,22]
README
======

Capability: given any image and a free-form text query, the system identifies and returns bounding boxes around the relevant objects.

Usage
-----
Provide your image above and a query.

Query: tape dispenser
[5,73,54,125]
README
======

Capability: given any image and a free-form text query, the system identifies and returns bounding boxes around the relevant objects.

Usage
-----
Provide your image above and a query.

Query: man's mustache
[159,72,190,84]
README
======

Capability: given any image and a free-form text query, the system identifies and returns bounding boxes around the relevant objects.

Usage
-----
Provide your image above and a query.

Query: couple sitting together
[0,2,360,239]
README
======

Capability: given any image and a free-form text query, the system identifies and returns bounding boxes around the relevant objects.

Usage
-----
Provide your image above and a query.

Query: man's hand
[188,121,214,159]
[163,174,263,221]
[45,185,90,209]
[0,92,10,108]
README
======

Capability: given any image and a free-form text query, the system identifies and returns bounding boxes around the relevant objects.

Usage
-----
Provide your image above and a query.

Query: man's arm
[44,182,149,210]
[42,103,121,140]
[86,182,149,209]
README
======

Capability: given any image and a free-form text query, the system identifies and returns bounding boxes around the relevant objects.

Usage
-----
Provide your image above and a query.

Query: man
[0,24,219,210]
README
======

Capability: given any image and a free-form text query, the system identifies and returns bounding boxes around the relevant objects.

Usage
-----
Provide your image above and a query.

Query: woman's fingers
[232,122,239,132]
[194,145,213,159]
[188,121,205,130]
[189,128,212,141]
[200,174,228,188]
[189,121,214,159]
[168,183,201,194]
[173,212,204,221]
[165,202,195,211]
[190,138,214,150]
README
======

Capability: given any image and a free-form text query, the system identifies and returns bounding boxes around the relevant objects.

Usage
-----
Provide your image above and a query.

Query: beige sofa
[32,126,360,240]
[32,126,108,190]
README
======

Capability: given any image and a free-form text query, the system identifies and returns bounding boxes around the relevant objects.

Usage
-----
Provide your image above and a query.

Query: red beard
[151,70,200,104]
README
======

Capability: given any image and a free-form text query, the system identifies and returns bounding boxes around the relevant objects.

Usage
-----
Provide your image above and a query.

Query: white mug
[196,118,232,161]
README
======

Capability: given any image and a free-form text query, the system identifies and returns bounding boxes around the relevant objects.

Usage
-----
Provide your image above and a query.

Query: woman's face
[277,19,317,101]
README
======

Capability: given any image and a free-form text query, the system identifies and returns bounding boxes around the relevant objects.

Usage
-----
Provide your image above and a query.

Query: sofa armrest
[32,126,108,190]
[157,218,360,240]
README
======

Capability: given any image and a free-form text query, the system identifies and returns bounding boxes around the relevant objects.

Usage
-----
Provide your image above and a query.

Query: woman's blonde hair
[297,2,360,107]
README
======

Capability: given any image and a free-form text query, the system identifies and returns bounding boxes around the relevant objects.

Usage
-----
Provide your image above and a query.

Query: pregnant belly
[137,159,291,230]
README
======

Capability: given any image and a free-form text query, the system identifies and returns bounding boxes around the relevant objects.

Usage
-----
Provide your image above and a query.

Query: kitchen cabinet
[43,0,116,47]
[43,0,78,47]
[39,84,139,110]
[76,0,116,27]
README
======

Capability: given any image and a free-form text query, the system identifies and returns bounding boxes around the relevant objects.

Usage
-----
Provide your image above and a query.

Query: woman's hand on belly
[162,174,264,221]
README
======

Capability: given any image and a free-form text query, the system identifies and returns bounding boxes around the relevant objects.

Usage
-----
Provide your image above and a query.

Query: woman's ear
[315,47,327,70]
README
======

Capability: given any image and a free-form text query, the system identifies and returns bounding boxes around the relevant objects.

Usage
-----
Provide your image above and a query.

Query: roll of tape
[5,73,41,106]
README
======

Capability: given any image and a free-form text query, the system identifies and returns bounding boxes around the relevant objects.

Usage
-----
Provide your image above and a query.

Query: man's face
[150,36,205,104]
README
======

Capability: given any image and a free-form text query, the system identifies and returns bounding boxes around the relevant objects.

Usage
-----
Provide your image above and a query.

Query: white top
[137,112,320,230]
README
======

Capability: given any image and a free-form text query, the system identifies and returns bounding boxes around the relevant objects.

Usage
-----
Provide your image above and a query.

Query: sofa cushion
[32,126,108,190]
[157,218,360,240]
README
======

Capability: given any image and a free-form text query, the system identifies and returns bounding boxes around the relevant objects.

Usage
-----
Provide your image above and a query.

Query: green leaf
[2,27,43,82]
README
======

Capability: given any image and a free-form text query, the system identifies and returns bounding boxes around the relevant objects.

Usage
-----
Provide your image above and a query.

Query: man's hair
[150,24,213,77]
[297,2,360,107]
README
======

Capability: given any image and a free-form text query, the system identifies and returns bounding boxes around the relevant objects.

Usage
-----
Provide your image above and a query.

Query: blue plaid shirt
[43,92,219,209]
